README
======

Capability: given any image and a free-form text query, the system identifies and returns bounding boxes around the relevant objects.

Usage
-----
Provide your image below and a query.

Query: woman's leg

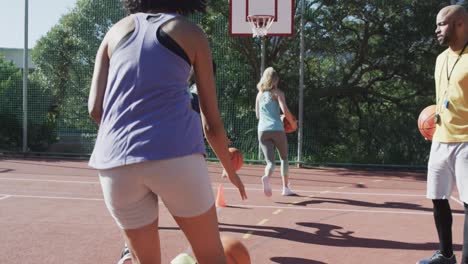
[274,132,289,187]
[270,131,294,195]
[121,219,161,264]
[144,155,225,264]
[174,206,226,264]
[99,163,161,264]
[259,131,276,197]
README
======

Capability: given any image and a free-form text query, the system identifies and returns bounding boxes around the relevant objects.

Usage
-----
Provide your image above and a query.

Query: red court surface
[0,158,465,264]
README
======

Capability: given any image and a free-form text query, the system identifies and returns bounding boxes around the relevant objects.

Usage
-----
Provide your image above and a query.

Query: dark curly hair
[122,0,206,15]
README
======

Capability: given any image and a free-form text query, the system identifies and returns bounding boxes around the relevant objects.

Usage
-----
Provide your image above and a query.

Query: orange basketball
[221,236,251,264]
[281,114,297,133]
[229,147,243,171]
[418,104,437,141]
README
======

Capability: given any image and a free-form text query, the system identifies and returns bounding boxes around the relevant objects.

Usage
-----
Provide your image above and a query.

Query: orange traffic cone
[216,183,227,208]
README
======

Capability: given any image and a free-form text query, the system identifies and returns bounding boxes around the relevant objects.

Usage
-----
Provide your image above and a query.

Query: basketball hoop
[247,15,274,37]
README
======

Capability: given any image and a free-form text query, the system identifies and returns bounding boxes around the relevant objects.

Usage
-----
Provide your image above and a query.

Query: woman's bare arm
[277,90,297,130]
[164,19,247,199]
[255,92,261,119]
[88,38,109,124]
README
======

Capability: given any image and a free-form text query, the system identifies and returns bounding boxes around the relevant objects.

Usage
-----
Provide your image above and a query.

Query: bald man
[417,5,468,264]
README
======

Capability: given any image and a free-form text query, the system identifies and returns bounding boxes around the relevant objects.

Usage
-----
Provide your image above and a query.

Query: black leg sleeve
[432,199,453,258]
[461,203,468,264]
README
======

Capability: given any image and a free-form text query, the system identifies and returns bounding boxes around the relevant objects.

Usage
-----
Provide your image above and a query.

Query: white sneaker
[117,248,132,264]
[261,175,272,197]
[117,252,133,264]
[282,186,296,196]
[171,253,197,264]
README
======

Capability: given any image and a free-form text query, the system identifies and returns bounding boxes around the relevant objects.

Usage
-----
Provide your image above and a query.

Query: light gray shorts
[98,154,215,229]
[427,142,468,203]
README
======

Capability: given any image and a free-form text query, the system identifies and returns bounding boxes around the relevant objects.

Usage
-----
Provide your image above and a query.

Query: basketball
[229,147,243,171]
[281,114,297,133]
[417,104,437,141]
[221,236,251,264]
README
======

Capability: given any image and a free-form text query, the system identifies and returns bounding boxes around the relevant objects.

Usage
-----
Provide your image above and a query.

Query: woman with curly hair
[88,1,247,263]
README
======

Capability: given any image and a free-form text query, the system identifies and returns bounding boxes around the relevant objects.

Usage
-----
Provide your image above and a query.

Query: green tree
[200,0,452,164]
[29,0,458,164]
[0,58,23,150]
[0,57,55,151]
[32,0,125,134]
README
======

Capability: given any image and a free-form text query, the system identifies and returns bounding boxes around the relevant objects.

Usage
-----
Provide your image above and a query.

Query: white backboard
[229,0,294,36]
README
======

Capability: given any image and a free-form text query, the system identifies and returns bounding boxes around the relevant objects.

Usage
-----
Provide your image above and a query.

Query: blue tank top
[258,91,284,132]
[89,13,205,169]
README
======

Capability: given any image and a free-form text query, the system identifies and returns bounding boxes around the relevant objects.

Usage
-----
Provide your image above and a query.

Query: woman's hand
[226,171,247,200]
[290,118,298,131]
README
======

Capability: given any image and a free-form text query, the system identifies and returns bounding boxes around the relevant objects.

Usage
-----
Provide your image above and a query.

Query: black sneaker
[417,251,457,264]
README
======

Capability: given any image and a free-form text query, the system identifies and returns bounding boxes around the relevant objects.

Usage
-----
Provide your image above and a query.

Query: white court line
[0,176,426,198]
[221,186,425,197]
[323,191,425,197]
[0,177,98,184]
[0,194,103,201]
[0,195,11,201]
[0,193,458,217]
[451,196,464,206]
[272,209,282,215]
[243,231,254,239]
[225,204,465,216]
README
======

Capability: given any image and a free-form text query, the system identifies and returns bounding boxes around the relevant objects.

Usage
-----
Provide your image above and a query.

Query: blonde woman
[255,67,297,197]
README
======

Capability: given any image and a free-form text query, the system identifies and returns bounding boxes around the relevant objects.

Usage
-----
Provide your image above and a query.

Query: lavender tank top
[89,13,205,169]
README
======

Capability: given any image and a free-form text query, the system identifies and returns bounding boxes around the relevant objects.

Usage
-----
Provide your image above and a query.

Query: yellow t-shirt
[433,46,468,143]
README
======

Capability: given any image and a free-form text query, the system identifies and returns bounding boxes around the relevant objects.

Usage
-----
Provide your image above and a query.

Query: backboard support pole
[23,0,29,154]
[258,37,266,161]
[297,0,305,167]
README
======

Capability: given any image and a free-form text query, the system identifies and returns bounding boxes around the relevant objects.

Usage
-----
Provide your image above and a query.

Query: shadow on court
[215,222,462,251]
[270,257,327,264]
[274,197,465,214]
[225,205,252,209]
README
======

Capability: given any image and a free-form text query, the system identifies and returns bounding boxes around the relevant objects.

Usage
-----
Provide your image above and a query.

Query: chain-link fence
[2,0,459,167]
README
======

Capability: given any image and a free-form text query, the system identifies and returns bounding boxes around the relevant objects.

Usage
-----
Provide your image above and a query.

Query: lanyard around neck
[446,42,468,81]
[435,41,468,121]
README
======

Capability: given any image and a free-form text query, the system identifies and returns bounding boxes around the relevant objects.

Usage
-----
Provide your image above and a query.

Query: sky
[0,0,77,49]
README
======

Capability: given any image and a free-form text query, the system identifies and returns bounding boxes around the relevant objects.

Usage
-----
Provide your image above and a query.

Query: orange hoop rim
[247,15,275,21]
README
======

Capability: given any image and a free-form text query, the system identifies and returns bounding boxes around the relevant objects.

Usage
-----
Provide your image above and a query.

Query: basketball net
[247,15,274,37]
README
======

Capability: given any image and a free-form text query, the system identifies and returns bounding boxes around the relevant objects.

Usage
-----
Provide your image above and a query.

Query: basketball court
[0,1,463,264]
[0,157,465,263]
